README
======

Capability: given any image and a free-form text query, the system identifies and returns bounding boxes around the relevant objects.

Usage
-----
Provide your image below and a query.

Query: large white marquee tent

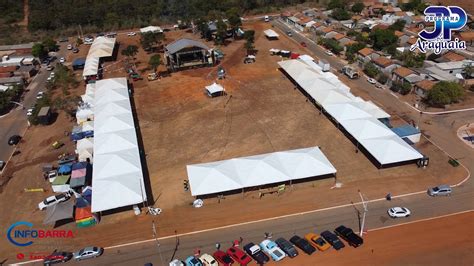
[187,147,336,196]
[91,78,146,212]
[83,37,116,77]
[278,59,422,165]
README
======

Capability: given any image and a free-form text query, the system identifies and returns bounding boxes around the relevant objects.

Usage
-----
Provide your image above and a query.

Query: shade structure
[76,106,94,124]
[187,147,336,196]
[140,26,163,33]
[205,83,224,94]
[83,37,116,77]
[43,199,74,225]
[76,138,94,154]
[278,59,422,165]
[92,78,146,212]
[78,149,93,163]
[264,29,279,38]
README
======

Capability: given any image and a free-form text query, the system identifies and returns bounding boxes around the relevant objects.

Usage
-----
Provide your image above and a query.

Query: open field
[0,21,469,260]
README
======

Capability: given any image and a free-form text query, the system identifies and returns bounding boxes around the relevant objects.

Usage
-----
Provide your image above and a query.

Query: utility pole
[358,190,368,237]
[152,220,165,265]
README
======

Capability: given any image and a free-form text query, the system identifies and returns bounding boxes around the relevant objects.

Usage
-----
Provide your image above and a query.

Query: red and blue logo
[7,221,74,247]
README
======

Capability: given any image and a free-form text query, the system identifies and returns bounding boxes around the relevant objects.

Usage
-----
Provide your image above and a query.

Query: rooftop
[333,33,345,40]
[358,47,374,57]
[373,56,394,68]
[393,66,415,78]
[0,42,35,51]
[415,79,436,91]
[441,52,465,62]
[0,65,18,73]
[165,38,209,54]
[394,30,404,37]
[459,31,474,41]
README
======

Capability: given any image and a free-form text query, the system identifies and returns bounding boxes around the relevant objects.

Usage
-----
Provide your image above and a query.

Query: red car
[301,42,307,47]
[213,250,234,266]
[227,247,252,265]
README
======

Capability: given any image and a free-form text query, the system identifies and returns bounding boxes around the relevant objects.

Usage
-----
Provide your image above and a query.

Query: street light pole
[358,190,368,237]
[152,220,165,265]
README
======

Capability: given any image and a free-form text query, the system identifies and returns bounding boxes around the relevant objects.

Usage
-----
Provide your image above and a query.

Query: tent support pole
[241,188,244,197]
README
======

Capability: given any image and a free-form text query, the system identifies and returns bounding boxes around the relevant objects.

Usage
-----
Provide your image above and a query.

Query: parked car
[185,256,202,266]
[213,250,234,266]
[169,260,184,266]
[59,57,65,63]
[375,83,383,89]
[8,135,21,145]
[259,240,286,262]
[73,48,79,53]
[36,91,44,99]
[289,235,316,255]
[67,44,72,50]
[334,225,363,248]
[59,37,69,43]
[46,65,54,71]
[243,242,270,264]
[48,170,58,183]
[26,108,34,116]
[58,155,76,165]
[38,192,71,210]
[304,233,331,251]
[321,230,345,250]
[127,32,137,36]
[199,254,217,266]
[366,77,376,84]
[43,251,73,265]
[388,207,411,218]
[0,160,5,172]
[73,246,103,261]
[226,247,252,265]
[325,50,334,56]
[286,31,292,37]
[275,237,298,258]
[427,185,452,196]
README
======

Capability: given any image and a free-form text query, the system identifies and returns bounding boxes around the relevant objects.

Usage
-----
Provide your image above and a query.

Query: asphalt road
[0,43,67,165]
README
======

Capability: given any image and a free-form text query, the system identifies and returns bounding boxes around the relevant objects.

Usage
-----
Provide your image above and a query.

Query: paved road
[0,43,67,165]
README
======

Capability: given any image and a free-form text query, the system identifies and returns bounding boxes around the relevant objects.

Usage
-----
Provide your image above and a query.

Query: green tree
[148,54,161,72]
[351,2,364,13]
[320,38,343,55]
[214,19,227,45]
[244,30,255,53]
[363,62,380,78]
[463,64,473,79]
[328,0,344,9]
[32,43,47,58]
[42,38,58,52]
[388,19,406,32]
[346,42,366,55]
[369,29,398,51]
[227,8,242,38]
[331,8,351,21]
[427,81,464,106]
[397,51,425,68]
[377,73,388,84]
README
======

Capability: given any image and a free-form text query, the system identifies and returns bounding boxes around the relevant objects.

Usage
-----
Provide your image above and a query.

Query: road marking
[367,210,473,232]
[389,92,399,98]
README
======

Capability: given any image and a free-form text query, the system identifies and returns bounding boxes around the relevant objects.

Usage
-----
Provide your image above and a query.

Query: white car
[73,247,103,261]
[67,44,72,50]
[127,32,137,36]
[36,92,44,99]
[199,253,218,266]
[50,72,55,77]
[59,57,65,63]
[325,50,334,56]
[46,65,54,71]
[259,240,286,262]
[26,108,34,116]
[388,207,411,218]
[38,192,71,210]
[367,77,376,84]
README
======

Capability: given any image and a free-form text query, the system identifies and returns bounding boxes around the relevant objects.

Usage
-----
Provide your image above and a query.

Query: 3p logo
[411,6,467,54]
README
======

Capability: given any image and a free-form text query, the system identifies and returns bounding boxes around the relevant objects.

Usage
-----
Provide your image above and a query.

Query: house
[164,38,215,72]
[435,52,466,63]
[373,56,397,73]
[458,31,474,46]
[15,65,37,78]
[0,76,24,87]
[339,37,355,47]
[427,60,474,78]
[357,47,378,65]
[394,31,411,46]
[325,31,339,39]
[295,16,312,32]
[414,79,437,98]
[0,65,18,78]
[0,43,34,55]
[392,66,415,84]
[321,27,335,37]
[303,9,318,18]
[287,16,301,29]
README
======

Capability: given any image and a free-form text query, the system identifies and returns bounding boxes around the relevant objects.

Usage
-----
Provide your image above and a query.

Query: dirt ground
[0,21,469,259]
[275,211,474,266]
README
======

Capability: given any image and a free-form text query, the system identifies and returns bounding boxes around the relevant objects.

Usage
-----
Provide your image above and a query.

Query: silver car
[73,246,103,261]
[427,185,452,196]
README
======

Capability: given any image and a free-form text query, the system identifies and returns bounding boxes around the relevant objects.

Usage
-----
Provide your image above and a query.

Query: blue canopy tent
[58,163,73,175]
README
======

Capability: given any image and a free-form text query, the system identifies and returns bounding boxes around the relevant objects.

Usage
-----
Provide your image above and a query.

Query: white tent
[205,83,224,95]
[140,26,163,33]
[83,57,100,77]
[187,147,336,196]
[76,107,94,124]
[264,29,279,38]
[278,59,422,165]
[82,121,94,131]
[76,138,94,153]
[359,136,423,165]
[92,78,146,212]
[78,149,93,163]
[83,37,116,77]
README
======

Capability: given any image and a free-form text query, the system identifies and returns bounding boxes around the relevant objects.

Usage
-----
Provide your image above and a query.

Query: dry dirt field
[0,21,468,259]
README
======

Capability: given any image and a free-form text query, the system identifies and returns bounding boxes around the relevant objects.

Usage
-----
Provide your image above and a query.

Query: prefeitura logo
[7,221,74,247]
[410,6,467,54]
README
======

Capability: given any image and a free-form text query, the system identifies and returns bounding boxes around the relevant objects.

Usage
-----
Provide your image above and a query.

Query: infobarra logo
[410,6,467,54]
[7,221,74,247]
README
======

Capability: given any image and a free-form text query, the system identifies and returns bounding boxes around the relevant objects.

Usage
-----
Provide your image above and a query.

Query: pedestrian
[264,232,269,239]
[215,242,220,250]
[239,237,243,244]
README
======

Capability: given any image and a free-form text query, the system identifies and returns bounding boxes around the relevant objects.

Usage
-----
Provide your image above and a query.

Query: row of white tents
[278,57,423,165]
[187,147,336,196]
[83,37,116,78]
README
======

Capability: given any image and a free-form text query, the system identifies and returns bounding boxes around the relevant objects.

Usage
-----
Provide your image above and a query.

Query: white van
[264,15,270,22]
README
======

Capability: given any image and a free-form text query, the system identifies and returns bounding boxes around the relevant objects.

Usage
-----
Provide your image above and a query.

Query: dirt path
[17,0,29,27]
